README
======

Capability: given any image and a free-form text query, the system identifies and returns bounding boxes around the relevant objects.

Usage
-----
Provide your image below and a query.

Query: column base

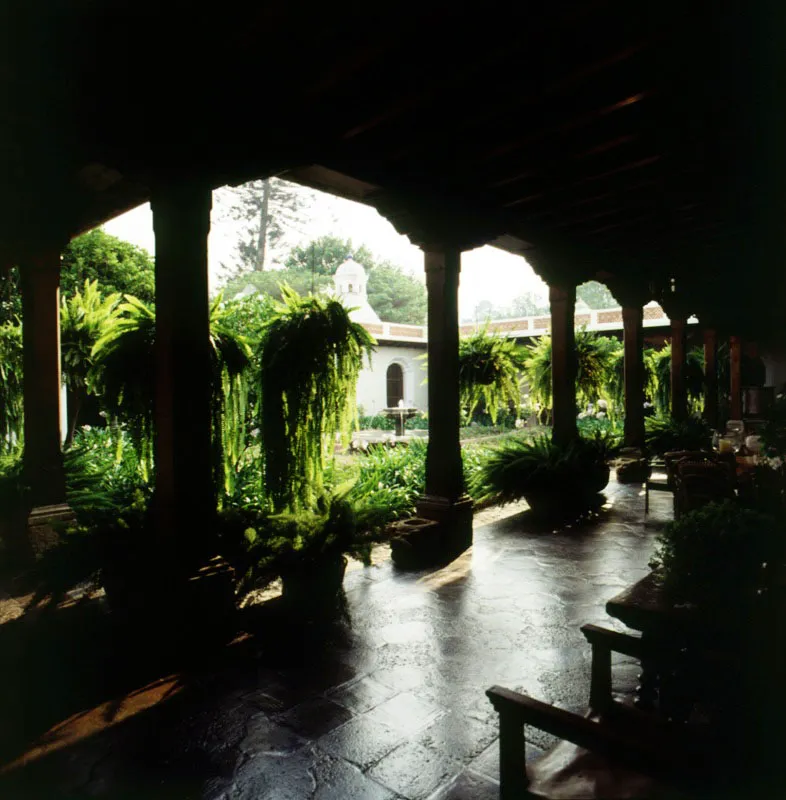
[390,495,473,570]
[615,448,651,484]
[27,503,76,559]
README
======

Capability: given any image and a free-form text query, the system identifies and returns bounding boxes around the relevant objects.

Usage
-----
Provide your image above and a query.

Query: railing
[363,303,685,342]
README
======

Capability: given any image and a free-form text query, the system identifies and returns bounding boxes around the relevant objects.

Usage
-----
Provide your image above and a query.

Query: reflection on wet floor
[0,479,672,799]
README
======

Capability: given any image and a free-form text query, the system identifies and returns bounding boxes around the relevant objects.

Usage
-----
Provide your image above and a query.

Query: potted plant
[649,500,781,619]
[470,433,618,520]
[227,493,374,619]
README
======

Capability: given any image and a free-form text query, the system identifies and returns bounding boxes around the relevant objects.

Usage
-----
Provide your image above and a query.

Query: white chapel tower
[333,256,382,325]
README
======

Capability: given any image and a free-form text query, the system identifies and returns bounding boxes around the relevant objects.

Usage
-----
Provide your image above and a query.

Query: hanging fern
[93,294,253,489]
[651,343,705,414]
[209,294,253,497]
[457,328,526,423]
[0,321,23,454]
[92,296,157,477]
[258,285,375,511]
[60,280,123,442]
[524,330,618,412]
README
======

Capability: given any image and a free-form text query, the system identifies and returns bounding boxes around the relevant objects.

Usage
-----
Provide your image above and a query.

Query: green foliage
[457,328,526,423]
[349,439,428,520]
[576,280,618,309]
[60,280,123,440]
[91,296,157,476]
[60,229,155,304]
[221,491,379,597]
[524,330,618,412]
[469,433,615,507]
[650,501,781,606]
[223,269,332,304]
[357,413,428,431]
[0,321,23,453]
[258,286,375,510]
[0,267,21,325]
[651,344,705,414]
[223,236,427,325]
[63,427,151,528]
[209,295,254,496]
[366,262,426,324]
[644,414,712,456]
[577,416,623,443]
[92,295,252,487]
[284,236,375,276]
[220,178,314,273]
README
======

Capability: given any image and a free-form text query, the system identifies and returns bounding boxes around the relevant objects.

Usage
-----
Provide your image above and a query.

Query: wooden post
[550,283,578,446]
[19,248,75,556]
[589,643,613,713]
[499,713,528,798]
[670,317,688,420]
[151,180,214,548]
[730,335,742,420]
[703,328,719,429]
[415,246,473,553]
[622,305,645,449]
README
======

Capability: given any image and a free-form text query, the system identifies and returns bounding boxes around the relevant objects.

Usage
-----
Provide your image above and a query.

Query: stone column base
[390,495,473,570]
[27,503,76,559]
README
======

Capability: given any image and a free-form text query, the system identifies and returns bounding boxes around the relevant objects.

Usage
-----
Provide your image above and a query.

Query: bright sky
[103,180,550,319]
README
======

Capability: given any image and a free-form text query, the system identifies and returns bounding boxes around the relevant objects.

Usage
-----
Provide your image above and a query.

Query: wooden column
[703,328,719,429]
[152,180,214,548]
[20,248,74,556]
[550,283,578,446]
[622,305,645,449]
[730,335,743,420]
[416,246,472,552]
[670,316,688,420]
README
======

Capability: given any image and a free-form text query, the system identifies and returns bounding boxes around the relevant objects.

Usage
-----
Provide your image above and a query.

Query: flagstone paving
[0,480,671,799]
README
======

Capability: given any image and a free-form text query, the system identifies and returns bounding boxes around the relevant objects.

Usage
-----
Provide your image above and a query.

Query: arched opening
[386,362,404,407]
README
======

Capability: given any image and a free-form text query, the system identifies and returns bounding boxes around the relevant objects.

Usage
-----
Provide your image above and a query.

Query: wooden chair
[486,624,742,799]
[673,456,735,519]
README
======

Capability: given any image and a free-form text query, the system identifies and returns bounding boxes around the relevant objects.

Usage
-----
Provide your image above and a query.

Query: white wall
[356,344,429,415]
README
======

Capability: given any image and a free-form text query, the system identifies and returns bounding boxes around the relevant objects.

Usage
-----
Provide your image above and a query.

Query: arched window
[386,363,404,407]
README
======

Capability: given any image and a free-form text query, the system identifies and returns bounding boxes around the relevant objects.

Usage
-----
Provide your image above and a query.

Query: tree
[473,300,494,322]
[576,280,618,310]
[285,236,374,276]
[511,293,550,317]
[222,268,332,303]
[219,178,314,273]
[61,229,155,303]
[366,263,426,324]
[222,236,428,325]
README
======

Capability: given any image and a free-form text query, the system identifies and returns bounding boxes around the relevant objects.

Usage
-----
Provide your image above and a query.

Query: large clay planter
[281,554,348,618]
[524,465,609,520]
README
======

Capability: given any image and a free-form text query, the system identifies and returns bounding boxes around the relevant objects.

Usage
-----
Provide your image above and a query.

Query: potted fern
[470,433,618,519]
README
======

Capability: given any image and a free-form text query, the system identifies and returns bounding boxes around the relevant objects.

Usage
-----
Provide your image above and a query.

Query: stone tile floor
[0,480,672,799]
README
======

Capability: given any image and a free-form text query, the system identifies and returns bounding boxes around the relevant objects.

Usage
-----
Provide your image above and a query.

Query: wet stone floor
[0,480,672,799]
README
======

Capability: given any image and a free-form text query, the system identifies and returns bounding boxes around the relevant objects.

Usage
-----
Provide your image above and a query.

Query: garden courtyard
[0,477,669,800]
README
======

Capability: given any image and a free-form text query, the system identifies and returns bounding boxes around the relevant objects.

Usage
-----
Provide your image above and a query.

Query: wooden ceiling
[1,1,783,336]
